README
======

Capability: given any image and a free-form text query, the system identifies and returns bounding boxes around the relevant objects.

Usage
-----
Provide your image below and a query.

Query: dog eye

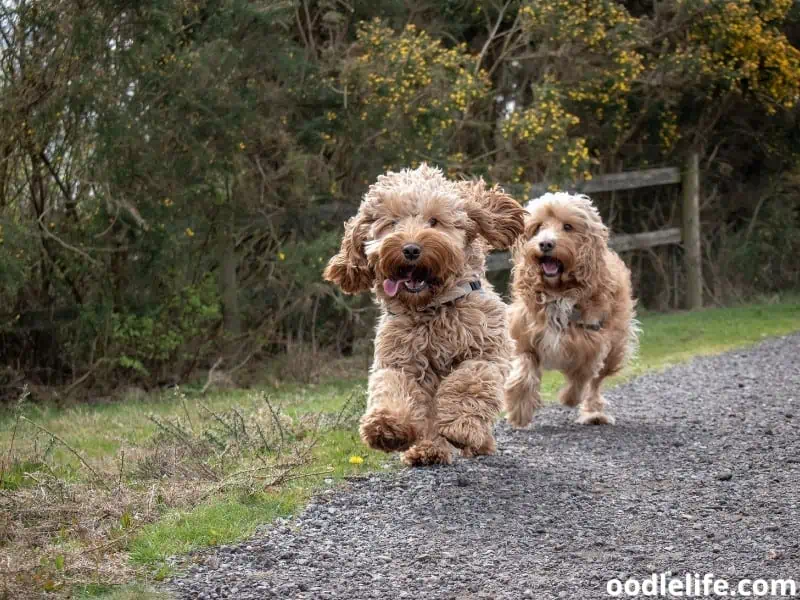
[563,223,573,232]
[428,218,438,227]
[532,224,541,235]
[390,219,398,227]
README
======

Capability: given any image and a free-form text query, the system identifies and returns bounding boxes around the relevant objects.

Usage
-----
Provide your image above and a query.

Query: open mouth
[539,256,563,278]
[383,268,434,297]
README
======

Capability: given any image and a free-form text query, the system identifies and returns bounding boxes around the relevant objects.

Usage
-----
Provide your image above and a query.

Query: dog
[504,192,638,426]
[324,164,525,466]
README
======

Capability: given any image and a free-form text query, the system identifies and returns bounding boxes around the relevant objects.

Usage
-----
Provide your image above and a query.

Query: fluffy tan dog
[504,192,638,427]
[324,164,525,466]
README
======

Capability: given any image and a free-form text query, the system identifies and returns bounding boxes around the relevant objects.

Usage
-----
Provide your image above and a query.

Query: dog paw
[558,386,582,407]
[505,403,535,428]
[438,417,490,450]
[504,386,541,428]
[359,408,417,452]
[576,411,615,425]
[402,440,453,467]
[460,435,496,458]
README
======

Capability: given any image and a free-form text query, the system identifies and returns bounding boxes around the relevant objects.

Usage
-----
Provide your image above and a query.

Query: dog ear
[574,222,611,288]
[462,180,526,250]
[510,234,542,292]
[323,211,375,294]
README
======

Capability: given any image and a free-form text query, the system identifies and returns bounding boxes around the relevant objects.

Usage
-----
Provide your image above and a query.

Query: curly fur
[324,164,525,465]
[504,192,639,427]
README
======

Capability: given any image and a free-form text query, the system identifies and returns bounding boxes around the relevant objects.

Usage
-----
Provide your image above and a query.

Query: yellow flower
[278,252,286,261]
[185,227,194,237]
[349,455,364,465]
[238,142,246,150]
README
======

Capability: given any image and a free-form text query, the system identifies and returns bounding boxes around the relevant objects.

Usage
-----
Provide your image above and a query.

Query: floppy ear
[573,219,611,290]
[510,234,542,290]
[323,211,374,294]
[461,180,526,250]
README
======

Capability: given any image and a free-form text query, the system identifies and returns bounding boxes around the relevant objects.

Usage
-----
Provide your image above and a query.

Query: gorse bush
[1,0,799,396]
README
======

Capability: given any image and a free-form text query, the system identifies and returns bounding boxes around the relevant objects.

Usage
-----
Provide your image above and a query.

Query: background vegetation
[1,0,799,398]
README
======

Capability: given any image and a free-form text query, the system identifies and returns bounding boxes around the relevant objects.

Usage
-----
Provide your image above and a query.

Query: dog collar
[384,279,483,317]
[434,279,483,306]
[569,307,604,331]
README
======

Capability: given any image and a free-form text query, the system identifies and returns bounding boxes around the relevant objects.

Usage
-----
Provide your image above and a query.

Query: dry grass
[0,385,368,599]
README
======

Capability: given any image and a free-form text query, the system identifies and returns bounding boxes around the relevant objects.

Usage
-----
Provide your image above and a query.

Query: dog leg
[558,379,586,407]
[360,368,429,452]
[504,352,542,428]
[459,435,496,458]
[577,376,615,425]
[402,397,455,466]
[576,342,620,425]
[436,360,503,454]
[402,435,454,466]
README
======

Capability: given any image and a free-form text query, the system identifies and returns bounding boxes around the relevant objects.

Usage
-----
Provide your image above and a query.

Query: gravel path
[169,334,800,600]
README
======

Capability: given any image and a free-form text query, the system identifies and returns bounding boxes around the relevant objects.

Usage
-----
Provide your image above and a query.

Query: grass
[1,296,799,598]
[74,583,170,600]
[128,491,301,566]
[127,429,379,567]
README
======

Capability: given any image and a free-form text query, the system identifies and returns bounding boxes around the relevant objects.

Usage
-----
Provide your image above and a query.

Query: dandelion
[185,227,194,237]
[349,456,364,465]
[278,252,286,261]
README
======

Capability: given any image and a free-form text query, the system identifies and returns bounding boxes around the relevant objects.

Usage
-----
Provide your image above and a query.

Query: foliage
[343,20,491,170]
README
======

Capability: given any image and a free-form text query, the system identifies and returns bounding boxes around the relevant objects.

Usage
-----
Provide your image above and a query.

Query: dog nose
[539,240,555,253]
[402,243,421,261]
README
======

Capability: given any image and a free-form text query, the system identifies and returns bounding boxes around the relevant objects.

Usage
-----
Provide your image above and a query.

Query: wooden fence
[485,153,702,309]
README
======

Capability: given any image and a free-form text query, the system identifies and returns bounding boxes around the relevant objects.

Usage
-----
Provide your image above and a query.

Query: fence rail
[529,166,681,197]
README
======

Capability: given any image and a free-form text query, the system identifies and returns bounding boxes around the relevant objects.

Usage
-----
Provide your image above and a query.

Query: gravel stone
[168,334,800,599]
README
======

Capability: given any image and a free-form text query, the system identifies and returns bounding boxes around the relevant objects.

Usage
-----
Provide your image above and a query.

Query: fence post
[682,151,702,309]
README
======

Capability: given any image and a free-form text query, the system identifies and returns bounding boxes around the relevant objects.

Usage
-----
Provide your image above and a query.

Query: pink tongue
[542,259,560,276]
[383,279,404,297]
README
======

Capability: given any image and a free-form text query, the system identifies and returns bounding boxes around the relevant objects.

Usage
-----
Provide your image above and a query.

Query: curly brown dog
[324,164,525,466]
[504,192,638,427]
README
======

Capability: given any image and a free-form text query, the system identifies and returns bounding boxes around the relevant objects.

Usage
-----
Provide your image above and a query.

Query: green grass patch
[126,428,386,570]
[128,490,302,566]
[75,583,170,600]
[113,417,387,589]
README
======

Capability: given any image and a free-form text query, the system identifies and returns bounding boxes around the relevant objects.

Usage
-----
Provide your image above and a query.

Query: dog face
[324,164,524,308]
[366,191,467,307]
[515,192,609,292]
